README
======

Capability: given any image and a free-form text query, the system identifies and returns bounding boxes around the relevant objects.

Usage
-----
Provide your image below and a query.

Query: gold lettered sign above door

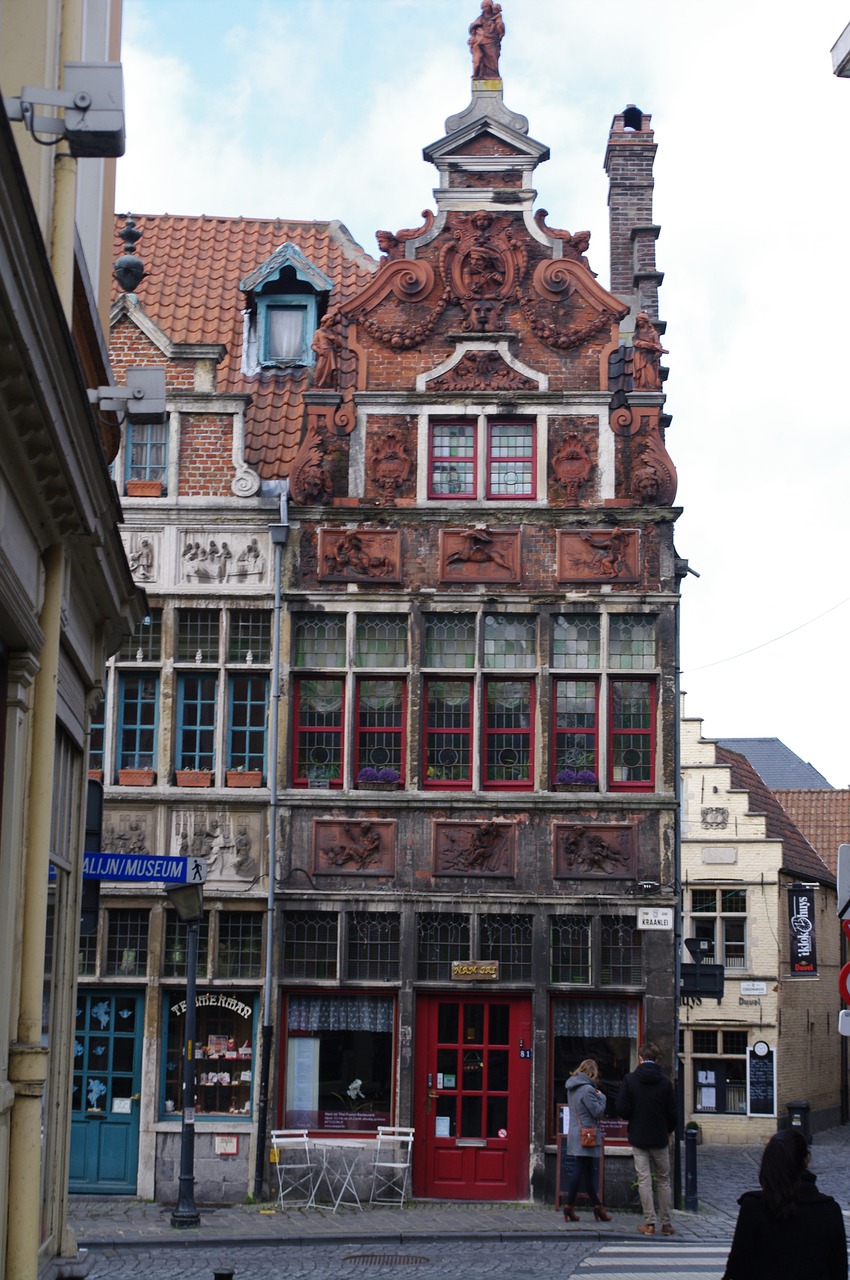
[451,960,500,981]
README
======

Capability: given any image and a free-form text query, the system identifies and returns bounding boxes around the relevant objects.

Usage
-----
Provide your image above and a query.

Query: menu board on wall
[747,1045,775,1117]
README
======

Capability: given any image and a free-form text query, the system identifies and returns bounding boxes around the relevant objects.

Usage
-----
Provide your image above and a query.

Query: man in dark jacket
[616,1041,677,1235]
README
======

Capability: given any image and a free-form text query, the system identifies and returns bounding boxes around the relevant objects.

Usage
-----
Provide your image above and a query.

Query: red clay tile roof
[112,215,376,476]
[774,790,850,877]
[716,746,835,886]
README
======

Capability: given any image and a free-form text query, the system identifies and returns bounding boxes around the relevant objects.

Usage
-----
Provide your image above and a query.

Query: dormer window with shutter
[240,242,333,372]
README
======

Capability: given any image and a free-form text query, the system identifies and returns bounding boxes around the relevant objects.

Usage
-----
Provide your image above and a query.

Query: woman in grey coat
[563,1059,611,1222]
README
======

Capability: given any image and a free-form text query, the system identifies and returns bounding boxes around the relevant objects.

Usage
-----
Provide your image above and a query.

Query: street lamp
[165,880,204,1228]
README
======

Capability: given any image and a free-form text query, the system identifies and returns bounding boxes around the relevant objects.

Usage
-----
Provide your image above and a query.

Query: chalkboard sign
[556,1107,604,1206]
[747,1046,775,1117]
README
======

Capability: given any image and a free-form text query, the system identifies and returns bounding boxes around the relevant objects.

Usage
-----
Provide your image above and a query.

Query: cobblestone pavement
[68,1124,850,1279]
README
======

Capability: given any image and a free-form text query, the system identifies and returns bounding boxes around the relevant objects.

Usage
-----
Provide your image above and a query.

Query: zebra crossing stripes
[573,1242,731,1280]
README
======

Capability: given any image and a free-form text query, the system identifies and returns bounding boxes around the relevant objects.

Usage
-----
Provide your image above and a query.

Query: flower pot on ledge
[357,781,401,791]
[226,770,263,787]
[118,768,154,786]
[175,769,213,787]
[126,479,163,498]
[554,783,599,792]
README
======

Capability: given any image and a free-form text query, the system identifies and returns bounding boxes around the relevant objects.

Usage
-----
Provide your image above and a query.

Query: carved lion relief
[433,820,516,877]
[554,823,636,879]
[313,819,396,876]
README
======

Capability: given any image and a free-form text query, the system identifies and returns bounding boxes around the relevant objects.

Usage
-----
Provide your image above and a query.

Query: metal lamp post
[165,880,204,1228]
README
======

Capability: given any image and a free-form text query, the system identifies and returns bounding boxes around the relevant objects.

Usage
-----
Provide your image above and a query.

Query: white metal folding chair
[271,1129,315,1206]
[369,1125,414,1206]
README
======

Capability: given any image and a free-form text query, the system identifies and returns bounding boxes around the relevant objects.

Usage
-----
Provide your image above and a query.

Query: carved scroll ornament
[375,211,436,264]
[533,211,597,275]
[427,349,538,392]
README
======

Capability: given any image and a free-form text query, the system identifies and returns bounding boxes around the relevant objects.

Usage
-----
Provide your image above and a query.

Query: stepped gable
[111,214,376,475]
[716,746,835,886]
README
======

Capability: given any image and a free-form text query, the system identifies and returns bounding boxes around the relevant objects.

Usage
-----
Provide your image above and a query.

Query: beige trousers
[633,1142,672,1226]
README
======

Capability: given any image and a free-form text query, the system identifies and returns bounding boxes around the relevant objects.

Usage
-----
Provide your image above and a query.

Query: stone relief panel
[312,819,396,876]
[701,807,729,829]
[440,528,520,584]
[103,810,152,856]
[557,528,639,583]
[123,532,160,584]
[433,820,516,878]
[317,529,401,583]
[179,532,268,585]
[553,823,636,880]
[171,808,265,885]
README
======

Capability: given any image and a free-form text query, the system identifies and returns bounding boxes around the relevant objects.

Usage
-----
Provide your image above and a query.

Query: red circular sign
[842,921,850,943]
[838,962,850,1005]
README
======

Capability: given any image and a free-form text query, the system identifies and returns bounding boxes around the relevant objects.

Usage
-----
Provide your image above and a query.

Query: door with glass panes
[413,994,531,1199]
[69,991,143,1192]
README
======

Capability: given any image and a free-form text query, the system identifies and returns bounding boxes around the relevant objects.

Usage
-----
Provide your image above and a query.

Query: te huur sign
[452,961,499,981]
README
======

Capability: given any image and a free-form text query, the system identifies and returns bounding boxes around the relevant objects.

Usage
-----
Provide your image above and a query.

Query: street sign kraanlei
[82,854,208,883]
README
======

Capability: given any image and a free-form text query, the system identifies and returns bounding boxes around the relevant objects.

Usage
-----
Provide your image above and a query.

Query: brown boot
[563,1204,579,1222]
[593,1205,612,1222]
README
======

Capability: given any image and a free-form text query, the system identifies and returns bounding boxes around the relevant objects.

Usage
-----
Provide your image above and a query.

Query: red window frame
[608,679,655,791]
[291,677,345,788]
[482,678,535,791]
[354,677,407,782]
[486,419,536,500]
[551,678,599,785]
[423,678,473,790]
[428,419,477,500]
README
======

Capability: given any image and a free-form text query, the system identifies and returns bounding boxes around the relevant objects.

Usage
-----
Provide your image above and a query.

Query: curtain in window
[553,998,638,1038]
[287,994,393,1032]
[268,308,304,359]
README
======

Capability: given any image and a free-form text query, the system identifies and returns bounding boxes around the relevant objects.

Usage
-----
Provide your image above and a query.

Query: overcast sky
[115,0,850,791]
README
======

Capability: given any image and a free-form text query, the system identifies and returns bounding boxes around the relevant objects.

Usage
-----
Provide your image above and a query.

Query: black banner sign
[788,885,818,977]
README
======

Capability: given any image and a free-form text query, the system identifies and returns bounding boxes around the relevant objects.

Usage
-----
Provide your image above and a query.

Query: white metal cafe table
[308,1136,376,1212]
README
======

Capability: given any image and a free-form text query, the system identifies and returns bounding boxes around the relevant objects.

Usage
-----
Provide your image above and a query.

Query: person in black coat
[723,1128,847,1280]
[616,1041,677,1235]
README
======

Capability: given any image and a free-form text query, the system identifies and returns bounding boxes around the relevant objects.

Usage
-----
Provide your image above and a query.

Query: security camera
[88,367,167,425]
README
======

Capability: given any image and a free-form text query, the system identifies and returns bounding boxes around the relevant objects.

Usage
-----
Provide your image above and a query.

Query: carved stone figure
[376,230,403,264]
[321,822,383,871]
[311,311,343,389]
[128,537,155,581]
[469,0,505,78]
[575,528,631,578]
[440,210,526,333]
[435,821,513,876]
[631,312,667,391]
[533,212,597,274]
[324,531,392,578]
[555,824,636,878]
[233,826,258,878]
[371,430,412,498]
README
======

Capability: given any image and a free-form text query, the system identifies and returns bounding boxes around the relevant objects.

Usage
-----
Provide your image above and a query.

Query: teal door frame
[69,990,143,1193]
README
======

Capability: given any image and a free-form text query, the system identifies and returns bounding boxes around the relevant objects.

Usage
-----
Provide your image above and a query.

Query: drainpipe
[672,595,683,1208]
[50,2,84,322]
[6,544,65,1280]
[253,483,288,1199]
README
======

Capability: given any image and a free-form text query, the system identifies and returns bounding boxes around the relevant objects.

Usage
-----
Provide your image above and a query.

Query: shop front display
[163,991,256,1118]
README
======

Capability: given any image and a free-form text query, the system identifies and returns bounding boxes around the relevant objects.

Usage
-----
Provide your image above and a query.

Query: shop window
[283,993,394,1132]
[217,912,262,979]
[416,913,471,981]
[480,915,532,981]
[105,909,149,976]
[549,917,591,984]
[551,997,639,1134]
[601,916,642,985]
[354,679,406,780]
[690,888,747,970]
[176,674,217,771]
[292,678,344,787]
[692,1029,747,1114]
[117,673,158,774]
[346,913,401,981]
[163,911,210,977]
[126,421,167,493]
[282,911,339,980]
[163,991,255,1118]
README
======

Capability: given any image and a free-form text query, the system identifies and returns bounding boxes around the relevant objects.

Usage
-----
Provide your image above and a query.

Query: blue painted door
[69,991,143,1193]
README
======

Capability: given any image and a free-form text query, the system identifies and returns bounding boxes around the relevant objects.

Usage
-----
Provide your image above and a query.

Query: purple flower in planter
[555,768,579,784]
[376,768,400,783]
[576,769,598,784]
[358,767,381,782]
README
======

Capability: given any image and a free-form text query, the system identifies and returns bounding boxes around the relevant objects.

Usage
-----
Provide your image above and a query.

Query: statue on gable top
[469,0,504,79]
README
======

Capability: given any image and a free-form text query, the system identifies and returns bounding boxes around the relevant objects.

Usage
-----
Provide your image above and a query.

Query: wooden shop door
[413,994,532,1200]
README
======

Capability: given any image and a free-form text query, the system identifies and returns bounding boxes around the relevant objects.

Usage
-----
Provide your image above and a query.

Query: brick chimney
[604,105,663,325]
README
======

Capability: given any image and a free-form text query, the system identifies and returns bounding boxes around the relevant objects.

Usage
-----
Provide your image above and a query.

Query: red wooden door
[413,994,532,1199]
